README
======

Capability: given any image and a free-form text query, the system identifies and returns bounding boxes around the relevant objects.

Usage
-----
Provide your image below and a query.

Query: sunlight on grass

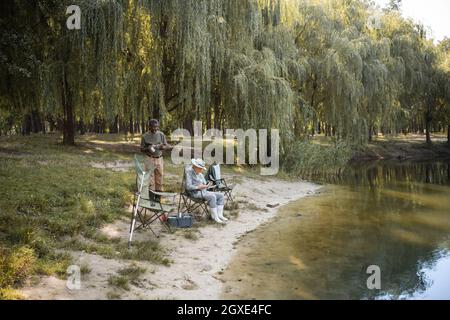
[0,134,169,298]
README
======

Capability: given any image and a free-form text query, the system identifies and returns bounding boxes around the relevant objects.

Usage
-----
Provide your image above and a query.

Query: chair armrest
[150,190,178,198]
[186,187,204,192]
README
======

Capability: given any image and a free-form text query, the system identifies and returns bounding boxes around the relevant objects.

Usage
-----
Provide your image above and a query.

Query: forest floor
[0,133,318,299]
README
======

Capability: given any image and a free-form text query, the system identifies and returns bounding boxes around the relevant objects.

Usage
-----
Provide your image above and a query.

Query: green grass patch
[0,245,36,288]
[108,264,146,291]
[0,134,154,297]
[59,237,170,266]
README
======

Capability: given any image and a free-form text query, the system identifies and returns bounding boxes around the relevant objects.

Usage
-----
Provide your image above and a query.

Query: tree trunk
[79,117,86,135]
[184,114,193,135]
[46,115,55,132]
[310,76,317,136]
[425,112,432,145]
[31,110,43,133]
[129,114,134,134]
[114,115,119,133]
[61,65,75,145]
[93,116,98,133]
[325,123,331,137]
[141,109,146,133]
[109,115,119,134]
[22,114,32,135]
[213,88,221,130]
[447,125,450,144]
[152,101,160,120]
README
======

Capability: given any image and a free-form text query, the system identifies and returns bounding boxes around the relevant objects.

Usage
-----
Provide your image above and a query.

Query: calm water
[221,161,450,300]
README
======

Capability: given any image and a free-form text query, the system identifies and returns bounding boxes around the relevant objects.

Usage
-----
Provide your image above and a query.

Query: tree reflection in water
[221,160,450,300]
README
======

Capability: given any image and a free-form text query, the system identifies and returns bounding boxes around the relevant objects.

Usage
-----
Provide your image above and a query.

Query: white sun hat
[191,158,206,170]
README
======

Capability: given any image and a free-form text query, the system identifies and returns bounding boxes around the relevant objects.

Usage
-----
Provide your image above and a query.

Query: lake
[221,161,450,300]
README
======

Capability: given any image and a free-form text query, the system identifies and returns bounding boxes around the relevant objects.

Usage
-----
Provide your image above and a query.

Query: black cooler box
[167,215,193,228]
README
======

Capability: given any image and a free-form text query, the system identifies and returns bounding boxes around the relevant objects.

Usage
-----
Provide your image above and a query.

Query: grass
[178,228,200,241]
[225,201,241,217]
[0,133,170,297]
[106,290,122,300]
[108,264,146,291]
[59,237,170,265]
[80,264,92,275]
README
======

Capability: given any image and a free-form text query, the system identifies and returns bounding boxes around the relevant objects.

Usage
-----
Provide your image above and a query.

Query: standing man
[140,119,173,191]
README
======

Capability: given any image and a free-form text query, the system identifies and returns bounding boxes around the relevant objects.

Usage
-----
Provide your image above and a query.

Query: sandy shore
[20,175,320,300]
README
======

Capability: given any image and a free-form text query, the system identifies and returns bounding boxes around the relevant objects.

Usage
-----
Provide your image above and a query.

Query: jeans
[192,190,224,209]
[144,156,164,191]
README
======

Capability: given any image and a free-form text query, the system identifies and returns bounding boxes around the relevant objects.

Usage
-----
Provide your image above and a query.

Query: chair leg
[161,218,172,234]
[227,190,234,203]
[178,194,190,214]
[148,225,159,238]
[202,203,209,218]
[177,194,210,220]
[128,202,140,247]
[177,193,183,213]
[139,209,172,238]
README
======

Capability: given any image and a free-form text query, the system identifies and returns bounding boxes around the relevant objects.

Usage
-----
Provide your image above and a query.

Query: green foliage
[0,0,449,154]
[282,140,353,179]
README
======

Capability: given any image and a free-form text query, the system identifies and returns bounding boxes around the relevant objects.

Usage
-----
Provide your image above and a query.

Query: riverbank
[19,174,319,300]
[352,134,450,162]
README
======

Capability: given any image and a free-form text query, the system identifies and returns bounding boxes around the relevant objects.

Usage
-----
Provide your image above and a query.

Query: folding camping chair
[128,154,177,247]
[177,165,209,219]
[206,163,234,203]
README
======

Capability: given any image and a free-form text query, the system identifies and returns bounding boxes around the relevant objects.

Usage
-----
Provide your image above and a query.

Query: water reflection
[379,250,450,300]
[221,161,450,300]
[331,160,450,188]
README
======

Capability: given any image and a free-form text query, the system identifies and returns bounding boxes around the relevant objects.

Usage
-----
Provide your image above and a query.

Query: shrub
[0,246,37,289]
[282,141,353,180]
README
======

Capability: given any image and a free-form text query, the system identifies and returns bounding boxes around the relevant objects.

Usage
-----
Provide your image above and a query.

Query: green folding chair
[206,163,234,203]
[128,154,177,247]
[177,165,209,219]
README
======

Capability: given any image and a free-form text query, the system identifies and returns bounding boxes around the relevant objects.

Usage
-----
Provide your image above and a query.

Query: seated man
[185,159,228,224]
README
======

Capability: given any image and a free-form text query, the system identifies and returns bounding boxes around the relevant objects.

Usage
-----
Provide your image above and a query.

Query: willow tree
[2,0,125,144]
[136,0,227,133]
[293,0,369,143]
[0,0,45,135]
[437,38,450,143]
[132,0,302,153]
[2,0,449,154]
